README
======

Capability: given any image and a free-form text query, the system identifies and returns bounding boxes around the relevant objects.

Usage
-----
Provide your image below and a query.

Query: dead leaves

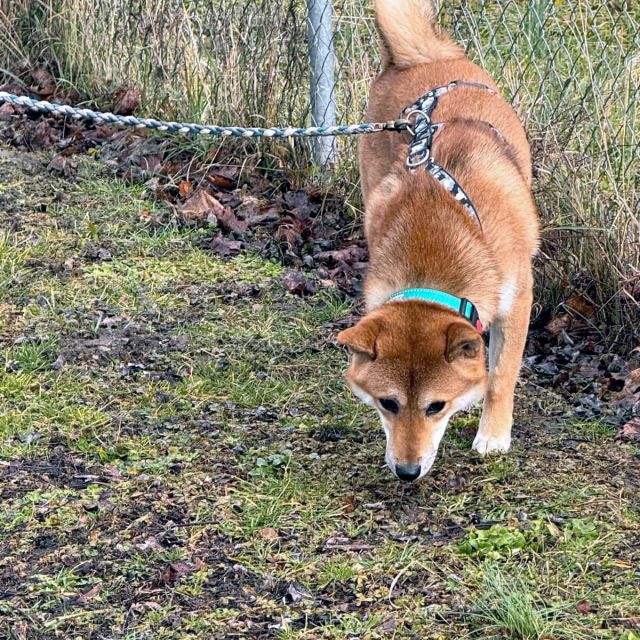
[258,527,279,540]
[160,558,205,585]
[179,189,224,227]
[161,561,194,585]
[211,235,244,257]
[282,270,317,297]
[618,417,640,442]
[47,154,78,178]
[614,369,640,439]
[113,87,141,115]
[30,68,56,97]
[75,582,103,604]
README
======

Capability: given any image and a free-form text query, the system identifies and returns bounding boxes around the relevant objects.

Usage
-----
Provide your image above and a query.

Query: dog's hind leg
[473,279,532,455]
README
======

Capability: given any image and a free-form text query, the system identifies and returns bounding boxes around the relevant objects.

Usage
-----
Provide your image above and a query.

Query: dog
[338,0,539,482]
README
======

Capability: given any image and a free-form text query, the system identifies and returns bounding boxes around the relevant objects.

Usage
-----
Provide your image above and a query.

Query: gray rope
[0,92,409,138]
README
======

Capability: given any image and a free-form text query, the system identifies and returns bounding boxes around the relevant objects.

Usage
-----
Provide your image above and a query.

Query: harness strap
[404,81,496,230]
[387,81,497,332]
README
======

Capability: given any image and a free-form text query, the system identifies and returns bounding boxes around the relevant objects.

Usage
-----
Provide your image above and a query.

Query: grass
[0,144,639,638]
[470,565,567,640]
[1,0,639,335]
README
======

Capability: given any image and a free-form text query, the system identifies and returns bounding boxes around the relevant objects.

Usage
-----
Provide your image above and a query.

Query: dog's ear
[445,322,483,362]
[337,317,381,360]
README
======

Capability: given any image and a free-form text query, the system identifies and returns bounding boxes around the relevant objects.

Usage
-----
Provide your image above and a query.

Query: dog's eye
[379,398,400,414]
[426,401,446,416]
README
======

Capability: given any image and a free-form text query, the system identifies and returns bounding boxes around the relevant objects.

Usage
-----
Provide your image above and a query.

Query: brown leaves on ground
[616,365,640,441]
[2,86,638,425]
[614,368,640,412]
[113,87,141,115]
[160,561,196,585]
[1,94,367,295]
[211,235,244,257]
[546,291,596,338]
[47,154,78,178]
[30,68,56,97]
[619,417,640,442]
[179,189,225,227]
[75,582,103,604]
[283,271,317,297]
[576,599,592,614]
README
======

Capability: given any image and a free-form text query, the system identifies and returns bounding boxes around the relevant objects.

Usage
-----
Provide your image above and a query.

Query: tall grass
[1,0,638,332]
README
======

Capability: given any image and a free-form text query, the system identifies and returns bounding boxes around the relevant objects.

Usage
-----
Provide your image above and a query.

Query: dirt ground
[0,123,639,640]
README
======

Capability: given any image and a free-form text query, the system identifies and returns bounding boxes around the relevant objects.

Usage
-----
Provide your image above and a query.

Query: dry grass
[1,0,638,332]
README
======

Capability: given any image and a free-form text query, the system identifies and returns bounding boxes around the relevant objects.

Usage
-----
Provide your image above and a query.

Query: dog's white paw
[472,432,511,456]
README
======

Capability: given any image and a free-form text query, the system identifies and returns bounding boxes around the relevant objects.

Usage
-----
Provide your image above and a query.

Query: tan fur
[338,0,540,480]
[375,0,462,68]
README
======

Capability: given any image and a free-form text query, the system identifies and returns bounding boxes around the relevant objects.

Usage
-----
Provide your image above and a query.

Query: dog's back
[362,0,534,216]
[360,0,539,315]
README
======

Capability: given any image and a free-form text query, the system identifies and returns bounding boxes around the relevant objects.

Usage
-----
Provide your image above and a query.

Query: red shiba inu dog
[338,0,539,482]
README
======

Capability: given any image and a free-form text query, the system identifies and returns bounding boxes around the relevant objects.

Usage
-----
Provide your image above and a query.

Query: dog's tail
[374,0,463,69]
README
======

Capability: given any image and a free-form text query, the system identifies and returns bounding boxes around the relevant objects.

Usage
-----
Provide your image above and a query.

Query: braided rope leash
[0,91,409,138]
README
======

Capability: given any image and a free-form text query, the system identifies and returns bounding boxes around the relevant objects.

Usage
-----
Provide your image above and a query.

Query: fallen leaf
[76,582,102,603]
[314,246,367,265]
[179,180,193,198]
[179,189,224,226]
[113,87,141,115]
[139,152,163,174]
[137,209,161,225]
[618,417,640,442]
[161,561,194,584]
[282,271,317,297]
[341,496,356,514]
[30,67,55,96]
[566,292,596,319]
[283,189,319,220]
[135,535,163,551]
[26,120,59,150]
[207,172,237,190]
[546,313,572,336]
[47,154,78,178]
[576,599,592,614]
[258,527,279,540]
[614,368,640,401]
[216,206,248,234]
[374,617,396,635]
[130,601,163,614]
[0,102,16,117]
[211,235,243,257]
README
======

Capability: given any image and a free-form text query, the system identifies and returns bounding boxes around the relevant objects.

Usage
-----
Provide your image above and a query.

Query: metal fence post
[306,0,338,168]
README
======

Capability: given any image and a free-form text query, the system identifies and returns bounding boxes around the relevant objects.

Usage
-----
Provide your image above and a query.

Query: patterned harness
[385,81,505,332]
[403,80,500,230]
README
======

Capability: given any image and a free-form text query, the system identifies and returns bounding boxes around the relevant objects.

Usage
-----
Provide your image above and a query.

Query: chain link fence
[1,0,639,315]
[2,1,638,165]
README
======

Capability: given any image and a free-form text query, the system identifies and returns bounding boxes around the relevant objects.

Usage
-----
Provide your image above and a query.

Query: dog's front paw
[472,431,511,456]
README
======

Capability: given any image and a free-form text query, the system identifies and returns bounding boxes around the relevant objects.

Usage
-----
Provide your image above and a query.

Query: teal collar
[387,288,484,333]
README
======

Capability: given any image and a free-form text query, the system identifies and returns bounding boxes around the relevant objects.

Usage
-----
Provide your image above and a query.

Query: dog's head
[338,302,486,481]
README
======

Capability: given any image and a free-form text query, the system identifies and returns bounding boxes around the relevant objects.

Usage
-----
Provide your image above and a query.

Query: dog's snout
[395,463,421,482]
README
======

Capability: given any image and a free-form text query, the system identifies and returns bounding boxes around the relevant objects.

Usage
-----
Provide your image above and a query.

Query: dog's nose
[395,463,421,482]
